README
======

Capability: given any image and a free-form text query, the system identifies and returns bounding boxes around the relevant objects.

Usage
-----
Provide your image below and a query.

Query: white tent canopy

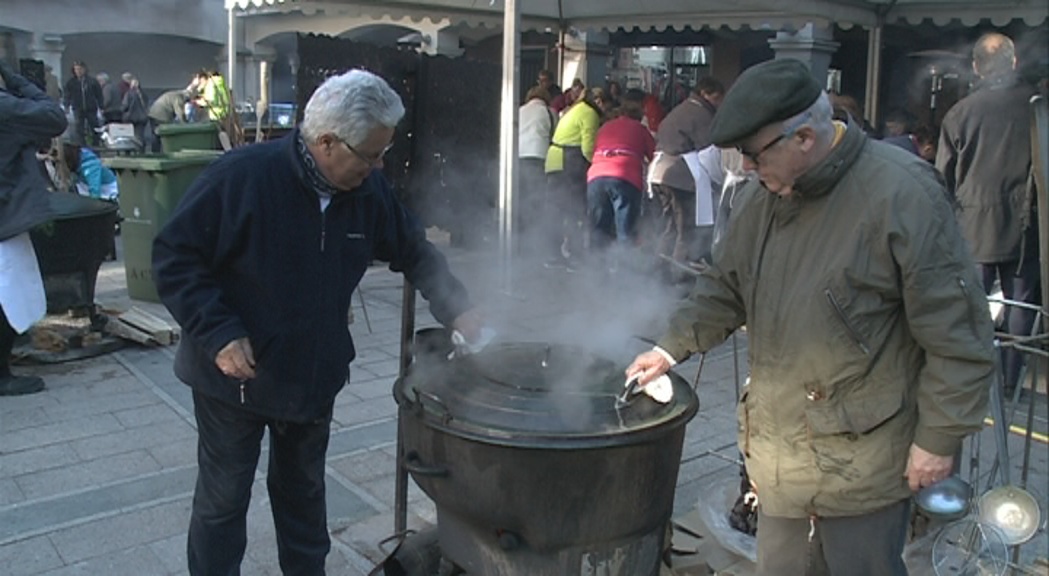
[225,0,1048,30]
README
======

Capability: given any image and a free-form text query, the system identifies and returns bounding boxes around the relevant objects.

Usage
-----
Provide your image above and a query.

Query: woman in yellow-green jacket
[544,87,609,268]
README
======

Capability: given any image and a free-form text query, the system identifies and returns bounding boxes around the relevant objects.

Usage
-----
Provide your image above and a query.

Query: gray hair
[782,91,835,144]
[300,69,405,146]
[96,72,110,83]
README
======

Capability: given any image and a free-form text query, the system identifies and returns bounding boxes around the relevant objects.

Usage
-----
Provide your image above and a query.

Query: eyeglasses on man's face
[737,111,813,166]
[337,138,393,168]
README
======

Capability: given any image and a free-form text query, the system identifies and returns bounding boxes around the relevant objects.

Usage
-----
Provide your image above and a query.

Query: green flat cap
[710,58,823,146]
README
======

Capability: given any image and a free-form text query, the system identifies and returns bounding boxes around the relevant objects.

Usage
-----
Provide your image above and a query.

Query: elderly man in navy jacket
[153,69,483,575]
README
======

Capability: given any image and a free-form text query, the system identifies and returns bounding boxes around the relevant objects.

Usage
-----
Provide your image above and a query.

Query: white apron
[682,151,715,227]
[0,232,46,333]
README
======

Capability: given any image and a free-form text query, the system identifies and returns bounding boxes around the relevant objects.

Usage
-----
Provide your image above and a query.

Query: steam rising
[429,184,689,431]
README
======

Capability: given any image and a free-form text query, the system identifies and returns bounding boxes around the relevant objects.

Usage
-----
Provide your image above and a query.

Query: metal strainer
[931,518,1008,576]
[976,485,1042,546]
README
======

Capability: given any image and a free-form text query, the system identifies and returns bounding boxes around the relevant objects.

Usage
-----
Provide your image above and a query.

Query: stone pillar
[429,29,463,58]
[0,32,17,67]
[767,23,839,88]
[243,45,276,104]
[28,33,66,83]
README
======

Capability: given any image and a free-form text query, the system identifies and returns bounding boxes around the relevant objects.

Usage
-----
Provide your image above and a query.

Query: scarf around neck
[295,132,341,199]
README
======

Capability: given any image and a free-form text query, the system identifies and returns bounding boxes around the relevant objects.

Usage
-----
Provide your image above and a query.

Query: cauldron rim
[394,342,699,449]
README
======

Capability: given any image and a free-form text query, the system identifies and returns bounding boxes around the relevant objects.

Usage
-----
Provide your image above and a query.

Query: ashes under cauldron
[394,341,699,576]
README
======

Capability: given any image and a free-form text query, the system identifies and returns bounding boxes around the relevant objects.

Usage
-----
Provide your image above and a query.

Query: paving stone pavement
[1,237,1045,575]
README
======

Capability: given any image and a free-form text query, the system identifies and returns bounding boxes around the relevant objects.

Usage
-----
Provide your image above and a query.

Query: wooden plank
[104,318,157,346]
[116,307,178,345]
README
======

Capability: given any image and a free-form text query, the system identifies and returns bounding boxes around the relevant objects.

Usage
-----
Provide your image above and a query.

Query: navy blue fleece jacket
[153,131,471,421]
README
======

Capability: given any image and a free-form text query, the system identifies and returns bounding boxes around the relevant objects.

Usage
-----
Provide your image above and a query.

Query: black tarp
[296,34,500,246]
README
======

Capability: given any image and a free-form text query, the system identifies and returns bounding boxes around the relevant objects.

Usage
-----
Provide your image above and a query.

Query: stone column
[28,33,66,83]
[243,45,276,105]
[767,23,839,88]
[0,31,17,67]
[429,29,463,58]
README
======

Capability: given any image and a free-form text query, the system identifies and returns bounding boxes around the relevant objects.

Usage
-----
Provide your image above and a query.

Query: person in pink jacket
[586,89,655,272]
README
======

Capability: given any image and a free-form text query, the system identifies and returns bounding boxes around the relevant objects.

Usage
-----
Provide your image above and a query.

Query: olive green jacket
[657,122,994,518]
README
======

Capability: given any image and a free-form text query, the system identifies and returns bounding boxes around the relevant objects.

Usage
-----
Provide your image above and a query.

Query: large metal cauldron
[29,193,118,315]
[394,342,699,576]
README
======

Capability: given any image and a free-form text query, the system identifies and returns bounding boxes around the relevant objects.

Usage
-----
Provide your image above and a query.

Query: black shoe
[0,375,45,396]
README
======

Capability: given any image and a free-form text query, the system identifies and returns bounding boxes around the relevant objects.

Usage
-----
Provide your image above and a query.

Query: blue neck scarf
[295,132,341,198]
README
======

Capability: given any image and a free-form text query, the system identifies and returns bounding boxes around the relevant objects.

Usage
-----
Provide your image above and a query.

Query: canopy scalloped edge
[229,3,859,32]
[226,0,1047,31]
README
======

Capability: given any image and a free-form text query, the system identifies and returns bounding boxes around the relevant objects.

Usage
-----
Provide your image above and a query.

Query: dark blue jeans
[587,176,642,250]
[978,258,1042,394]
[188,391,332,576]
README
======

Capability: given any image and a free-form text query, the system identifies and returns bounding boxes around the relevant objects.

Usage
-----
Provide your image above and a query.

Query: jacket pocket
[824,288,870,356]
[805,389,903,437]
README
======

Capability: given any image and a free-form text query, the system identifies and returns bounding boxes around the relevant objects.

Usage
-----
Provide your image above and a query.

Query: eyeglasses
[737,111,813,166]
[737,134,788,166]
[337,138,393,167]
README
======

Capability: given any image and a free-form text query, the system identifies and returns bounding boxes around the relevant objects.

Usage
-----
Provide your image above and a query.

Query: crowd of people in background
[520,32,1045,311]
[519,69,736,284]
[43,59,230,154]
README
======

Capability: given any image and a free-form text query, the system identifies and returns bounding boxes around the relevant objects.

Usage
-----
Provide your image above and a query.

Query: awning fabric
[224,0,1048,30]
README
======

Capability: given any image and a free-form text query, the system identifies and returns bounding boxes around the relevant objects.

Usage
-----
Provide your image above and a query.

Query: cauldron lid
[396,342,698,444]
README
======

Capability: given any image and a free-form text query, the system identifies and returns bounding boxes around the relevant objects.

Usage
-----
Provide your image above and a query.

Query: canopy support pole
[497,0,521,293]
[227,6,236,102]
[864,24,883,128]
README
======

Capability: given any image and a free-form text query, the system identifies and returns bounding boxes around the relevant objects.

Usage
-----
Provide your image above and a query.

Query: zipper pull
[239,382,245,404]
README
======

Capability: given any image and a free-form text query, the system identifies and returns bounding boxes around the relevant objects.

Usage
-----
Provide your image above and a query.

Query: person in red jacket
[642,92,665,133]
[586,89,656,272]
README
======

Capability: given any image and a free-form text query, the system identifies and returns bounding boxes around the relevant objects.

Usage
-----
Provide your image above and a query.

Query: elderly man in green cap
[626,59,995,575]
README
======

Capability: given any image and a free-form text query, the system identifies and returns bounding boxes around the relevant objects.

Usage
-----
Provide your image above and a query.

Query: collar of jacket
[973,72,1020,92]
[790,119,866,200]
[286,128,375,201]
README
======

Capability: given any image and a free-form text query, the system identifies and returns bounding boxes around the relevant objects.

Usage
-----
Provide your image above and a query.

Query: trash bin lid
[45,192,119,221]
[103,152,223,171]
[155,122,219,135]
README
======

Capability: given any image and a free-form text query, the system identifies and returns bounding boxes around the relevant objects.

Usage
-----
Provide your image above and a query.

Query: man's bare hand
[452,308,485,343]
[215,337,256,381]
[904,443,954,492]
[625,350,672,386]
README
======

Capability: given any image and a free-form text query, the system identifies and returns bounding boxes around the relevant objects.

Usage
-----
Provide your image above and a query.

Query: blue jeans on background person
[978,258,1042,396]
[587,176,642,252]
[187,391,332,576]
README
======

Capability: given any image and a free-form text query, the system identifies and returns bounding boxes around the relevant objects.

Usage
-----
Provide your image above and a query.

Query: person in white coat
[518,85,555,255]
[0,62,68,395]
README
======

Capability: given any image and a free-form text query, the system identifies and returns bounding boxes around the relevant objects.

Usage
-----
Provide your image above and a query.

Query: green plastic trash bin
[104,152,223,302]
[155,122,220,153]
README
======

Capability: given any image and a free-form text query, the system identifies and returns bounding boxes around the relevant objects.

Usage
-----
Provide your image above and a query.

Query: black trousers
[72,109,101,146]
[755,499,911,576]
[188,390,333,576]
[978,258,1042,394]
[0,305,16,378]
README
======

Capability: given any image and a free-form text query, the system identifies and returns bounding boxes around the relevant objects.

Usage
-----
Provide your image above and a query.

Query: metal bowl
[977,486,1041,545]
[915,476,973,521]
